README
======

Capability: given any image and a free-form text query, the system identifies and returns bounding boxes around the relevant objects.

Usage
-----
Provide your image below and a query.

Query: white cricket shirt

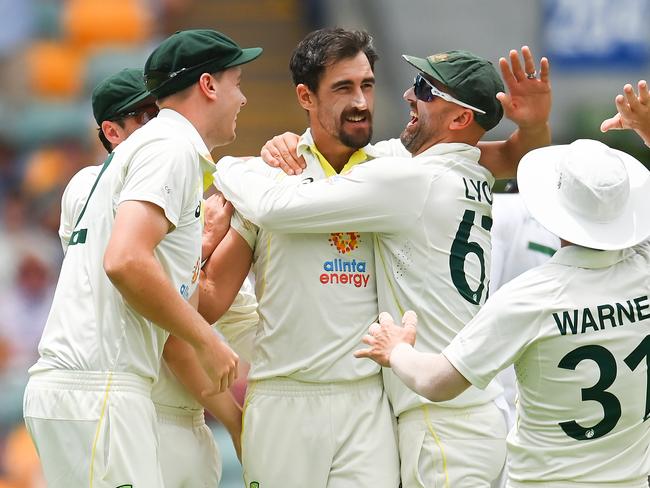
[59,165,101,253]
[31,109,207,382]
[490,192,560,290]
[215,141,502,413]
[216,129,380,382]
[444,243,650,486]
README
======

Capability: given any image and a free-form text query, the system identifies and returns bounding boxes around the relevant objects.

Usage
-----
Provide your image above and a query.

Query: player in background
[357,138,650,487]
[489,179,560,488]
[58,67,247,486]
[23,29,260,487]
[214,47,551,487]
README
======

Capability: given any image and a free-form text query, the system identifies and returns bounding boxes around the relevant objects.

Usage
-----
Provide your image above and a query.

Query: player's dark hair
[289,28,378,92]
[98,119,126,153]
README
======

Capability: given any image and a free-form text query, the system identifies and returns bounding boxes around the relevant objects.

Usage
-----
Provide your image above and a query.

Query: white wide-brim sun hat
[518,139,650,251]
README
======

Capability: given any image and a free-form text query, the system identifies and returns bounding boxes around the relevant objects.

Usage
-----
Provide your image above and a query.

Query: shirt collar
[157,108,215,189]
[549,245,634,269]
[297,128,369,176]
[414,142,481,160]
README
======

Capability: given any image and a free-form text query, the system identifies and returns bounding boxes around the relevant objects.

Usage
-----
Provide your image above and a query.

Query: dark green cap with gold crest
[144,29,263,99]
[402,50,504,131]
[91,68,154,125]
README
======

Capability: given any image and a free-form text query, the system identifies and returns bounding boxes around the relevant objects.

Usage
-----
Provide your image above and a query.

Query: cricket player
[214,47,551,487]
[490,183,560,488]
[59,68,159,253]
[23,29,260,487]
[58,67,248,486]
[357,139,650,487]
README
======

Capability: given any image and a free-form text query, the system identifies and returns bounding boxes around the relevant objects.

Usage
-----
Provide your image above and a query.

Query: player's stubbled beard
[338,107,373,149]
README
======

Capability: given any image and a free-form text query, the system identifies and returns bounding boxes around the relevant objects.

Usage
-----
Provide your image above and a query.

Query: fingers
[219,374,229,393]
[402,310,417,328]
[402,310,418,345]
[353,347,373,359]
[499,57,517,89]
[228,365,237,389]
[638,80,649,104]
[360,334,376,346]
[615,93,634,119]
[521,45,536,77]
[539,57,550,84]
[600,113,622,132]
[275,136,306,175]
[368,322,381,336]
[378,311,395,326]
[261,134,305,176]
[509,49,526,82]
[260,146,280,168]
[495,91,512,113]
[624,83,641,111]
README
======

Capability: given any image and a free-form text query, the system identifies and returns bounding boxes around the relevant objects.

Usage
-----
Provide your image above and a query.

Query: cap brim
[518,145,650,250]
[224,47,263,69]
[401,54,445,85]
[115,90,155,116]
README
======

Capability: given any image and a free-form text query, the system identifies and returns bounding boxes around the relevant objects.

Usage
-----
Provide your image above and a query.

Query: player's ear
[198,72,219,101]
[296,84,315,111]
[449,108,474,131]
[101,120,122,146]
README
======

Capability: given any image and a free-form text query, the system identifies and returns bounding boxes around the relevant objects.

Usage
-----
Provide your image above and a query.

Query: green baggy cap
[402,50,504,131]
[144,29,263,99]
[92,68,154,125]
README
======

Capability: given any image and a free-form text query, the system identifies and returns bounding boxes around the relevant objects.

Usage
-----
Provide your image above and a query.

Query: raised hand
[497,46,551,130]
[600,80,650,146]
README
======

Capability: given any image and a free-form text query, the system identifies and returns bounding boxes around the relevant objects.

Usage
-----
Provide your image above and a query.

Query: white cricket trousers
[156,404,222,488]
[23,370,162,488]
[398,401,507,488]
[242,374,400,488]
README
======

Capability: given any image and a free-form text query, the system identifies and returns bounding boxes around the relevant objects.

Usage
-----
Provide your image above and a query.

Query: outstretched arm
[601,80,650,146]
[215,156,428,234]
[354,312,470,402]
[478,46,552,179]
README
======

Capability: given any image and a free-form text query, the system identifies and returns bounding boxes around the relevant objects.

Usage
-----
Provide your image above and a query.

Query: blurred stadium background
[0,0,647,486]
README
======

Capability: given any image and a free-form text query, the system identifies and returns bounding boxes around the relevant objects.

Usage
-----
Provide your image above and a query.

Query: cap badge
[428,53,449,63]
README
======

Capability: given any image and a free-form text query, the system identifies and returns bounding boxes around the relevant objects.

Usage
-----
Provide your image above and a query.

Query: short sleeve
[59,166,101,251]
[118,140,195,228]
[230,210,258,250]
[442,283,539,389]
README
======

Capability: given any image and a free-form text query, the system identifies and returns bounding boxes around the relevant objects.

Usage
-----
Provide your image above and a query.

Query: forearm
[478,123,550,179]
[389,343,470,402]
[203,390,242,437]
[198,229,252,325]
[164,335,242,428]
[216,156,420,233]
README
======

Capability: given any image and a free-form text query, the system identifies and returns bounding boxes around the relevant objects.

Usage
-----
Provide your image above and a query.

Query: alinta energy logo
[328,232,360,254]
[321,232,370,288]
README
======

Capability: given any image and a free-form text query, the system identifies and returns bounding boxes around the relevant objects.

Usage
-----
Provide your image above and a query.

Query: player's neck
[310,131,356,173]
